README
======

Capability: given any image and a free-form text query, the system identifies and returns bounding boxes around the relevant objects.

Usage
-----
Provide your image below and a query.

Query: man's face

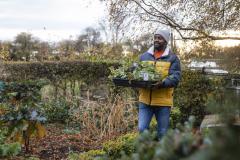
[154,34,167,51]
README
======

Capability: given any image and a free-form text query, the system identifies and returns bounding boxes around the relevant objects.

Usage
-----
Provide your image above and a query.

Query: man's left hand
[152,81,163,89]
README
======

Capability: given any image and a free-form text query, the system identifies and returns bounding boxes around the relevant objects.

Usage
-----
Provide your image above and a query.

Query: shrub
[118,116,206,160]
[170,107,181,128]
[67,133,137,160]
[42,98,71,123]
[79,150,106,160]
[68,150,106,160]
[0,81,47,152]
[174,70,214,126]
[0,142,21,157]
[103,133,137,159]
[0,109,21,158]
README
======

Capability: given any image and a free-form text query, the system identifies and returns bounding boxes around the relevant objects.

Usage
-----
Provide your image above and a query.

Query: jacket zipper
[149,60,157,105]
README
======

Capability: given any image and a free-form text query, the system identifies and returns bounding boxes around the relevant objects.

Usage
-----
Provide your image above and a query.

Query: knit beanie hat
[155,29,170,43]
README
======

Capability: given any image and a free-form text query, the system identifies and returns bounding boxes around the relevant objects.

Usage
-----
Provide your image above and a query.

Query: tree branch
[132,0,240,40]
[140,0,181,28]
[108,0,240,41]
[176,36,240,40]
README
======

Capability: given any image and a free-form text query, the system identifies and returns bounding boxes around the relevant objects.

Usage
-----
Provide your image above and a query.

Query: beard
[154,41,166,51]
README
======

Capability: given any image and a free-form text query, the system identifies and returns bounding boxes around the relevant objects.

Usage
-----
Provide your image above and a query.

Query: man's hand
[152,81,163,89]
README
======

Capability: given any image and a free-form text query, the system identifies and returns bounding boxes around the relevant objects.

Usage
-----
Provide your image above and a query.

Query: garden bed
[12,123,123,160]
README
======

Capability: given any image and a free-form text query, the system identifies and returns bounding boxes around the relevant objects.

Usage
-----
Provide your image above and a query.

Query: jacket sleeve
[162,56,181,88]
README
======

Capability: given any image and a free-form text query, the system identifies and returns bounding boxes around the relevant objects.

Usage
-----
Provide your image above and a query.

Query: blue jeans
[138,102,170,139]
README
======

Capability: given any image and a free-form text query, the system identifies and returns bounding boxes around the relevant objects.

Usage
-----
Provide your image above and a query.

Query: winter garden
[0,0,240,160]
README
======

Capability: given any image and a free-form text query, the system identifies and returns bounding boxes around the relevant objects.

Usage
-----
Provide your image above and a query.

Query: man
[138,29,181,139]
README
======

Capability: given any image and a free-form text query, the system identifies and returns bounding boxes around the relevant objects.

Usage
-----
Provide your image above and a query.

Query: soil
[9,123,121,160]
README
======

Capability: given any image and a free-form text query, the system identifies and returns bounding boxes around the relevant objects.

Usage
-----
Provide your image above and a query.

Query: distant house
[188,60,218,68]
[188,60,228,75]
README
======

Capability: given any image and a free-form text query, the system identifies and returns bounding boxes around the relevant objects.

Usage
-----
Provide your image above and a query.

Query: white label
[143,73,149,81]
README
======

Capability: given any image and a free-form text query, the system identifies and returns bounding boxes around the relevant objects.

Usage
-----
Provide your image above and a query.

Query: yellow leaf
[35,122,46,138]
[26,122,36,138]
[14,131,24,144]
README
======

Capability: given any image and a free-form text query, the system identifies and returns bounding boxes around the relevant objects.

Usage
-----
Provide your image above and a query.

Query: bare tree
[103,0,240,40]
[58,40,75,57]
[75,27,101,53]
[36,41,51,61]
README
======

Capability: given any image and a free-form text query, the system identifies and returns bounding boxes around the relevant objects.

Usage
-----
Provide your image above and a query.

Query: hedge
[0,61,119,83]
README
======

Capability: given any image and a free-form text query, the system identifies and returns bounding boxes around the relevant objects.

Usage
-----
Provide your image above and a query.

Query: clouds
[0,0,106,41]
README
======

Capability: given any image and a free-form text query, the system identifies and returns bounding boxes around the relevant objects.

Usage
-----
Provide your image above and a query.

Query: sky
[0,0,106,42]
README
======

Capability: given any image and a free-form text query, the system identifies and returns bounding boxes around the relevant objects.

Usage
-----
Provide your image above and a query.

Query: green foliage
[1,62,216,129]
[170,107,181,128]
[68,152,82,160]
[0,81,47,152]
[68,150,106,160]
[79,150,106,160]
[24,157,40,160]
[220,45,240,74]
[0,127,21,158]
[108,62,132,79]
[174,70,214,126]
[188,92,240,160]
[67,133,137,160]
[109,61,161,81]
[0,142,21,157]
[0,61,117,83]
[118,117,206,160]
[3,80,47,104]
[0,81,6,102]
[206,77,240,122]
[109,104,240,160]
[1,62,215,129]
[103,133,137,159]
[188,125,240,160]
[11,32,38,61]
[62,128,80,135]
[42,98,71,123]
[149,118,157,132]
[1,106,47,141]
